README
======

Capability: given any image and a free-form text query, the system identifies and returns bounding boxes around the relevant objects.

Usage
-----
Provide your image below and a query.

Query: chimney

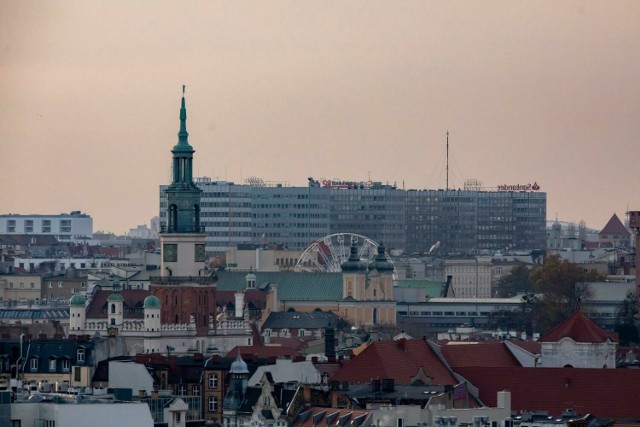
[330,389,339,408]
[234,291,244,318]
[303,385,311,403]
[324,327,336,359]
[497,390,511,409]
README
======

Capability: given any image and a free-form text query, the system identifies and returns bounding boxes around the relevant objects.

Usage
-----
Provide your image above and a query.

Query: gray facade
[160,180,547,255]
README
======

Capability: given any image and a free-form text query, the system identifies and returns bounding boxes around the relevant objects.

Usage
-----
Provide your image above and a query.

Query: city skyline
[1,1,639,234]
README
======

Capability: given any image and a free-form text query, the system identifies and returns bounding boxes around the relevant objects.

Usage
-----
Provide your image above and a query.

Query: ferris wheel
[294,233,382,273]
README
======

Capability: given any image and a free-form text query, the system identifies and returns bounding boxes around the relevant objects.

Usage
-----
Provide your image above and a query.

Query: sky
[1,1,639,235]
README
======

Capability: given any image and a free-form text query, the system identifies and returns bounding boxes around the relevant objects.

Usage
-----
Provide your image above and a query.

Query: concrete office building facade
[0,211,93,243]
[160,181,546,255]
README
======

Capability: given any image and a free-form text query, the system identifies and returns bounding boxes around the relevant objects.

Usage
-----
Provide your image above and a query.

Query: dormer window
[77,348,85,364]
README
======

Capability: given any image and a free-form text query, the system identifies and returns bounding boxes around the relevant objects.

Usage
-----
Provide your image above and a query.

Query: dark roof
[291,407,373,427]
[540,311,616,343]
[456,366,640,418]
[330,339,457,385]
[0,308,69,320]
[216,271,343,301]
[262,311,338,330]
[437,342,522,368]
[86,289,150,319]
[216,289,267,311]
[225,345,301,360]
[599,213,630,236]
[0,234,60,246]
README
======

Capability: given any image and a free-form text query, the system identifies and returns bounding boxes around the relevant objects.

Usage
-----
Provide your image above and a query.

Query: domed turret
[69,293,86,332]
[69,294,86,307]
[341,244,367,272]
[144,294,161,333]
[230,352,249,374]
[369,244,394,273]
[143,295,162,309]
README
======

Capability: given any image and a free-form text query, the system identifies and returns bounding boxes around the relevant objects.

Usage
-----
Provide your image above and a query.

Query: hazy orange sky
[1,1,639,234]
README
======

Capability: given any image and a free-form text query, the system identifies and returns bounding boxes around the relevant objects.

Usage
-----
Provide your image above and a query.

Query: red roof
[456,366,640,418]
[508,340,542,355]
[599,213,630,236]
[540,311,616,343]
[438,342,522,368]
[86,289,150,319]
[330,339,457,385]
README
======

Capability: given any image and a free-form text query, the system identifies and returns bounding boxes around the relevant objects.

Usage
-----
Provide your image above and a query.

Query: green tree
[488,293,540,335]
[615,291,640,345]
[530,254,604,333]
[495,264,533,297]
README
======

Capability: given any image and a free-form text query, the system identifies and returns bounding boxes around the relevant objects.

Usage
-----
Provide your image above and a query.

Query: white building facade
[0,211,93,243]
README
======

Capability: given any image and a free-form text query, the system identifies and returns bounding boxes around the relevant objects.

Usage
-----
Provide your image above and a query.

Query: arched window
[111,304,116,314]
[168,204,178,232]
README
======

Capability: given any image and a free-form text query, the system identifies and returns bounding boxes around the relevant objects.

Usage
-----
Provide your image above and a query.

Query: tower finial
[183,84,185,95]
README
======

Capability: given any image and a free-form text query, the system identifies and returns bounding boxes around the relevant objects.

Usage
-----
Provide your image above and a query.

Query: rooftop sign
[321,179,373,189]
[497,182,541,192]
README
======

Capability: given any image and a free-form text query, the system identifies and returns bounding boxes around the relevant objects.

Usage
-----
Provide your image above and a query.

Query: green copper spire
[173,85,193,153]
[164,85,202,233]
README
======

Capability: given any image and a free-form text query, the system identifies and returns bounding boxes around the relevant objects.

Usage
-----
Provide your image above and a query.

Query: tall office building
[161,177,547,256]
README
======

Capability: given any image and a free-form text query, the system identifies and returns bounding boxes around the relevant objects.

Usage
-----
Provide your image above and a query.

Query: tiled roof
[599,213,630,236]
[330,339,457,385]
[508,340,542,355]
[86,289,150,319]
[437,342,522,368]
[540,311,616,343]
[216,271,343,301]
[455,366,640,418]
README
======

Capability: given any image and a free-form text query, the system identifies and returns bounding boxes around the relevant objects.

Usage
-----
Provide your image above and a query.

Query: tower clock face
[182,200,190,208]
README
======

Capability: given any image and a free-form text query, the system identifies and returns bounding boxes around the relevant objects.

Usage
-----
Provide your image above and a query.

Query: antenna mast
[446,131,449,190]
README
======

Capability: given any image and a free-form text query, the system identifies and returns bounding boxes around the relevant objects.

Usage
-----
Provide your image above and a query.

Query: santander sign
[497,182,541,192]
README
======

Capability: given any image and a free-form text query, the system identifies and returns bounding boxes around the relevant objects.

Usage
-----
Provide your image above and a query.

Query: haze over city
[1,1,639,234]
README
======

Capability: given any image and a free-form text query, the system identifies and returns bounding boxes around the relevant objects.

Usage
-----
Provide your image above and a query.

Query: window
[208,396,218,412]
[175,413,181,423]
[74,367,82,382]
[397,418,404,427]
[77,348,85,364]
[60,219,71,233]
[30,358,38,371]
[62,359,70,372]
[208,373,218,389]
[49,358,56,372]
[42,220,51,233]
[25,220,34,233]
[178,384,187,396]
[192,385,200,397]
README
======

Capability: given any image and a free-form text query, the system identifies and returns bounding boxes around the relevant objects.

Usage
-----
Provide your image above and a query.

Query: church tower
[160,86,207,277]
[153,87,216,333]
